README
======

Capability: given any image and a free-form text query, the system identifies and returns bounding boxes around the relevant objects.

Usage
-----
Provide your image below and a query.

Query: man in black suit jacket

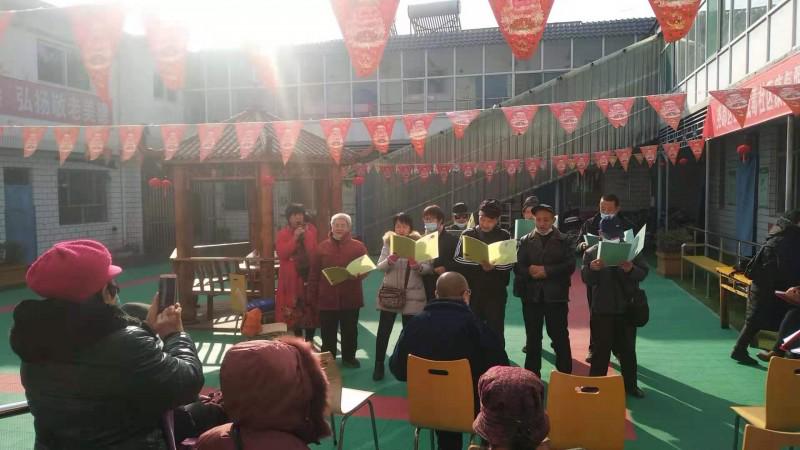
[421,205,461,300]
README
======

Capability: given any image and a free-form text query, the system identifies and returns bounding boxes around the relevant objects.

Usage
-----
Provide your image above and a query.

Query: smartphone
[158,274,178,312]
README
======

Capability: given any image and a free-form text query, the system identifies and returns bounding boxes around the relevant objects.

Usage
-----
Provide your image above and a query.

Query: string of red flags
[709,88,752,128]
[68,6,125,105]
[403,113,436,158]
[273,120,303,165]
[161,124,187,161]
[320,118,352,165]
[363,116,395,154]
[502,105,539,135]
[488,0,555,60]
[330,0,400,78]
[145,16,188,92]
[119,125,144,162]
[687,138,705,162]
[197,123,226,162]
[595,98,636,128]
[549,101,588,134]
[447,110,481,139]
[645,93,686,131]
[761,84,800,116]
[648,0,702,43]
[235,122,265,160]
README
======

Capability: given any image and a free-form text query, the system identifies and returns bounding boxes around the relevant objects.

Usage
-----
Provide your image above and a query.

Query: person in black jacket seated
[10,240,204,450]
[582,219,649,398]
[454,199,514,341]
[515,204,575,377]
[421,204,461,300]
[390,271,509,450]
[731,209,800,365]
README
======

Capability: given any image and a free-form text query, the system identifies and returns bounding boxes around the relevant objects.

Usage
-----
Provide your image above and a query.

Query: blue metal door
[4,172,37,264]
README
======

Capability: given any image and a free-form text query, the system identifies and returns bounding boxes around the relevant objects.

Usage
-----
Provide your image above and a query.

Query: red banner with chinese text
[69,6,124,105]
[403,113,436,157]
[363,116,395,154]
[663,142,681,165]
[595,97,635,128]
[85,126,110,161]
[55,127,79,166]
[145,17,188,91]
[197,123,225,161]
[273,121,303,165]
[118,125,143,162]
[549,101,587,134]
[646,93,686,131]
[22,127,46,158]
[648,0,702,42]
[330,0,400,78]
[161,124,186,161]
[501,105,539,135]
[488,0,555,60]
[709,88,753,128]
[687,138,705,161]
[320,118,352,165]
[446,110,480,139]
[235,122,264,160]
[762,84,800,116]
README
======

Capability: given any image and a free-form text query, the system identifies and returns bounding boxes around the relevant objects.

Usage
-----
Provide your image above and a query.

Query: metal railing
[680,226,762,297]
[0,401,29,419]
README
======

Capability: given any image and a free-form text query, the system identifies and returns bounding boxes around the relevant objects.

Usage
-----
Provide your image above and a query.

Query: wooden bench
[680,243,738,298]
[715,266,752,329]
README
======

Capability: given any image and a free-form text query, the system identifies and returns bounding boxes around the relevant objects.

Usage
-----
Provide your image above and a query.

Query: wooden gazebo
[163,109,352,321]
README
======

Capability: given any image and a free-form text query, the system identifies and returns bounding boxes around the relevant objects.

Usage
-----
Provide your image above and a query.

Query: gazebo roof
[165,109,356,164]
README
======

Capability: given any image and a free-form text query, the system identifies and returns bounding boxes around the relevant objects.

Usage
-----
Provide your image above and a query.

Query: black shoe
[372,361,385,381]
[731,350,759,366]
[342,358,361,369]
[585,354,593,364]
[522,346,527,353]
[626,386,645,398]
[756,350,783,362]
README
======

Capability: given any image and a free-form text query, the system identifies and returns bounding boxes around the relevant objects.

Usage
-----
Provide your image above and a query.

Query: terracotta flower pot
[656,251,682,277]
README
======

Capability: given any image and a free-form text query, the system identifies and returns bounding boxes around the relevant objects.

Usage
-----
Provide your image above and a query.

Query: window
[184,91,206,124]
[604,35,635,55]
[224,182,247,211]
[707,0,720,57]
[206,54,230,88]
[695,4,707,65]
[687,23,697,75]
[403,79,425,113]
[354,82,378,117]
[153,75,178,102]
[485,74,510,107]
[278,56,298,85]
[758,166,770,210]
[515,47,542,71]
[276,87,298,119]
[66,49,90,90]
[58,169,108,225]
[380,81,402,114]
[677,38,686,81]
[327,51,352,82]
[403,50,425,78]
[233,89,270,114]
[573,38,603,67]
[300,85,324,119]
[300,54,324,83]
[455,76,482,110]
[750,0,768,24]
[380,51,401,79]
[456,46,483,74]
[770,2,793,59]
[206,90,231,122]
[732,0,748,40]
[543,39,571,69]
[4,168,30,186]
[427,78,453,112]
[748,22,768,72]
[329,83,353,117]
[427,48,453,76]
[186,56,205,89]
[37,42,90,90]
[485,44,512,73]
[515,73,542,95]
[542,71,567,82]
[722,0,732,45]
[229,53,256,87]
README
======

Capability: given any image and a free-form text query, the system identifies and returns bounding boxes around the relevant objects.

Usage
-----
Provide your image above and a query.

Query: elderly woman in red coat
[276,203,319,341]
[307,212,368,368]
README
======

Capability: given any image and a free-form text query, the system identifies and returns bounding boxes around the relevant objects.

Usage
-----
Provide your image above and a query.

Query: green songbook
[596,225,647,266]
[461,235,518,266]
[322,255,376,286]
[390,232,439,261]
[514,219,535,239]
[583,233,601,247]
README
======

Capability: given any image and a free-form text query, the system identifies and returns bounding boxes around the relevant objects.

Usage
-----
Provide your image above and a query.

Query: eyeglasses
[454,214,469,220]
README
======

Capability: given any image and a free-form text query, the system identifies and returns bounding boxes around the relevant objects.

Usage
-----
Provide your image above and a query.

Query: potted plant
[0,241,27,288]
[656,228,692,276]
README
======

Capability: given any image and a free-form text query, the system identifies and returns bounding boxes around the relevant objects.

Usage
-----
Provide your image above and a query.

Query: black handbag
[627,288,650,327]
[378,263,411,310]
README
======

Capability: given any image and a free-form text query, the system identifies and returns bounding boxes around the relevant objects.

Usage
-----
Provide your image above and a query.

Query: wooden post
[247,180,260,251]
[173,166,196,321]
[258,163,275,299]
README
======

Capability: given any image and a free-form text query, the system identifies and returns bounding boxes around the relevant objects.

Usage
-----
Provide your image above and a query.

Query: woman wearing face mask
[420,205,461,301]
[373,213,432,381]
[514,204,575,377]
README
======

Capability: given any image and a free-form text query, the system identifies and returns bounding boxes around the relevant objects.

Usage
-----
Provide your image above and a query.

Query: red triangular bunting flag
[574,153,590,175]
[709,88,752,128]
[481,161,498,182]
[331,0,399,78]
[446,110,480,139]
[488,0,555,60]
[273,121,303,165]
[85,126,110,161]
[248,50,278,91]
[503,159,522,176]
[460,162,478,179]
[23,127,47,158]
[640,145,658,168]
[615,147,633,172]
[762,84,800,116]
[396,164,414,184]
[525,157,541,179]
[363,116,395,154]
[501,105,539,135]
[634,153,645,164]
[353,163,368,178]
[649,0,702,42]
[403,113,436,158]
[549,101,587,134]
[663,142,681,165]
[197,123,225,161]
[320,118,352,165]
[687,139,705,161]
[69,6,124,105]
[235,122,264,160]
[552,155,568,176]
[378,164,394,180]
[435,163,454,184]
[0,12,14,41]
[118,125,143,162]
[595,97,635,128]
[161,125,186,161]
[647,93,686,131]
[145,16,188,91]
[593,151,611,173]
[55,127,79,166]
[416,164,433,181]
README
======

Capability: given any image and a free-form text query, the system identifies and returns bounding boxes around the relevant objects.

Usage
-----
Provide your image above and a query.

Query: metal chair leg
[414,427,421,450]
[366,400,380,450]
[732,415,740,450]
[337,413,350,450]
[330,414,337,446]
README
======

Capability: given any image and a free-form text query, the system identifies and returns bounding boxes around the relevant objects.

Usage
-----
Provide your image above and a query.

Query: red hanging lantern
[678,157,689,166]
[148,177,162,189]
[260,174,275,186]
[736,144,752,163]
[352,175,365,186]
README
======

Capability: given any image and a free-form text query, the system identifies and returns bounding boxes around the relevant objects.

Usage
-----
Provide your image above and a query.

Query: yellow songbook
[322,255,377,286]
[461,235,518,266]
[390,232,439,261]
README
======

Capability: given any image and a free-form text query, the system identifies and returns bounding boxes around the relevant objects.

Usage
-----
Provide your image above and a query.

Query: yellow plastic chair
[407,355,475,450]
[742,424,800,450]
[318,352,379,450]
[546,371,625,450]
[732,357,800,450]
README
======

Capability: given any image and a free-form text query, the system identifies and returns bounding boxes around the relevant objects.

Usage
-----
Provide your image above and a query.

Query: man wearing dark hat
[581,219,649,398]
[521,195,540,219]
[454,199,514,340]
[447,202,471,232]
[515,204,575,377]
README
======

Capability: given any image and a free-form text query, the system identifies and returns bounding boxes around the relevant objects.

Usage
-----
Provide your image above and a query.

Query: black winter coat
[10,299,204,450]
[576,213,636,253]
[514,230,576,303]
[453,226,513,300]
[422,229,461,300]
[581,247,649,315]
[746,219,800,296]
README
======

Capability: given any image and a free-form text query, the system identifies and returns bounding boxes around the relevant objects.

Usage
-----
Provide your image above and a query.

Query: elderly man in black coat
[515,204,575,377]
